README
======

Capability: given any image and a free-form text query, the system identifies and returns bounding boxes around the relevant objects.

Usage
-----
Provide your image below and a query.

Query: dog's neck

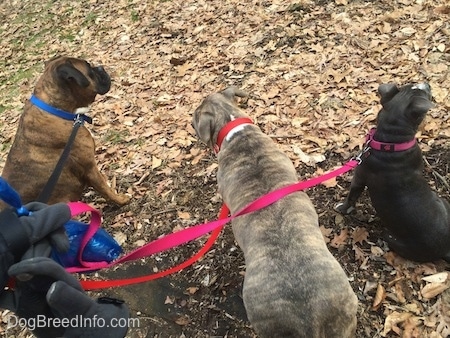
[215,115,253,153]
[367,128,417,152]
[30,95,93,124]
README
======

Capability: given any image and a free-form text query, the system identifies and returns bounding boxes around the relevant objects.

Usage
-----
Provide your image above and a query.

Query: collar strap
[215,117,253,153]
[366,128,416,152]
[30,95,92,124]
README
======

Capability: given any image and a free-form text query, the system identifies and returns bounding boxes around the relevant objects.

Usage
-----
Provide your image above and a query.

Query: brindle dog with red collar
[2,56,130,206]
[193,87,357,338]
[336,83,450,262]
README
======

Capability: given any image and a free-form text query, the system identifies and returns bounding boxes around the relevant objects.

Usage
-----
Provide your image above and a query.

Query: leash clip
[73,114,86,126]
[353,135,372,165]
[354,141,371,165]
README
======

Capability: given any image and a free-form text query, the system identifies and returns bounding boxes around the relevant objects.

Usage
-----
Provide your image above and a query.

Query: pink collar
[214,117,253,153]
[367,128,416,152]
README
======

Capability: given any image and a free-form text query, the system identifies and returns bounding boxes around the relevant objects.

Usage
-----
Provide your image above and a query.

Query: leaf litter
[0,0,449,337]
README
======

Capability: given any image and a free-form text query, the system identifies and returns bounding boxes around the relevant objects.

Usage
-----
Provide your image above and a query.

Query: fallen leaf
[400,27,416,36]
[421,281,450,299]
[353,244,366,262]
[371,246,385,257]
[352,227,369,245]
[175,315,190,325]
[422,272,449,284]
[186,287,199,294]
[330,228,349,248]
[152,156,162,169]
[177,211,191,220]
[293,146,326,166]
[372,283,386,310]
[113,231,127,246]
[382,311,412,337]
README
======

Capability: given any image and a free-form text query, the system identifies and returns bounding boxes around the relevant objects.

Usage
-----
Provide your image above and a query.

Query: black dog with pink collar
[366,127,416,152]
[336,83,450,263]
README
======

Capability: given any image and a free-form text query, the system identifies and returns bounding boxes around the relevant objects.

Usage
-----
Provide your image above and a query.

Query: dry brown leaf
[371,246,385,257]
[353,244,366,262]
[330,228,349,249]
[382,311,413,337]
[113,231,127,246]
[352,227,369,245]
[394,282,407,304]
[174,315,191,325]
[152,156,163,169]
[186,287,199,295]
[385,251,408,269]
[422,272,449,284]
[421,281,450,299]
[321,176,337,188]
[177,211,191,220]
[372,283,386,310]
[402,316,423,338]
[434,5,450,14]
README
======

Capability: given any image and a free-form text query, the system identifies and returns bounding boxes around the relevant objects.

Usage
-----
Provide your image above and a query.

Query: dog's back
[193,87,357,337]
[219,128,357,337]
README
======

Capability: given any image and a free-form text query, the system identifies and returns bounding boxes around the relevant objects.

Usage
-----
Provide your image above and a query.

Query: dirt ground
[1,0,450,337]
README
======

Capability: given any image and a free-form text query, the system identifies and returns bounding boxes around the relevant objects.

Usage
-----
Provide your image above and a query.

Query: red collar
[215,117,253,153]
[366,128,416,152]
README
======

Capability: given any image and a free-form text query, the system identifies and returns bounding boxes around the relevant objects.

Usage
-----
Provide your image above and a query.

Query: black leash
[37,115,86,203]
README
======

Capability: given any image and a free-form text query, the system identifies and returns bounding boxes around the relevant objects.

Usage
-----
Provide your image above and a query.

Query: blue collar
[29,95,92,124]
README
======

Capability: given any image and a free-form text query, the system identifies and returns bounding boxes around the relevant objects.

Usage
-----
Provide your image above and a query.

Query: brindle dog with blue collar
[336,83,450,262]
[2,56,130,206]
[193,87,357,338]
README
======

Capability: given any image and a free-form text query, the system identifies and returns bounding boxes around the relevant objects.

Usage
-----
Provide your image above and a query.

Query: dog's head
[36,56,111,108]
[376,83,434,132]
[192,86,249,149]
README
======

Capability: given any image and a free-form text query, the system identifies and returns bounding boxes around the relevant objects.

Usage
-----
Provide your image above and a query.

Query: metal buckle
[73,114,85,126]
[353,138,371,164]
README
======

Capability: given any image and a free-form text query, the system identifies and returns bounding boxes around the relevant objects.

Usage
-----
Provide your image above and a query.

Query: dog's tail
[221,86,248,101]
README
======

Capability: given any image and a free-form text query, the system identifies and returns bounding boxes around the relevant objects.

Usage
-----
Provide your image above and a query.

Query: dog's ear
[408,97,434,123]
[378,83,399,105]
[193,110,216,149]
[222,86,248,102]
[56,64,90,88]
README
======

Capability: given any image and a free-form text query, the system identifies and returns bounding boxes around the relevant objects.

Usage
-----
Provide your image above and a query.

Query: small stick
[423,156,450,191]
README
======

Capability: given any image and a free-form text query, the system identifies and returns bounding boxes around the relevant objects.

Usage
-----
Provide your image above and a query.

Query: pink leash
[68,122,413,289]
[67,158,359,278]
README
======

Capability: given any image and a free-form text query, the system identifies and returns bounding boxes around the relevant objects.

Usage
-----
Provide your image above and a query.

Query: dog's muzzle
[412,83,431,98]
[93,66,111,94]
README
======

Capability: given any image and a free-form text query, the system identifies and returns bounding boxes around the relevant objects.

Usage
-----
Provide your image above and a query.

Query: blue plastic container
[51,220,123,268]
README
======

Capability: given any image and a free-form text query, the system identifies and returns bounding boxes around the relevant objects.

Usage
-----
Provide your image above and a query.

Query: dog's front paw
[334,201,355,215]
[113,194,131,206]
